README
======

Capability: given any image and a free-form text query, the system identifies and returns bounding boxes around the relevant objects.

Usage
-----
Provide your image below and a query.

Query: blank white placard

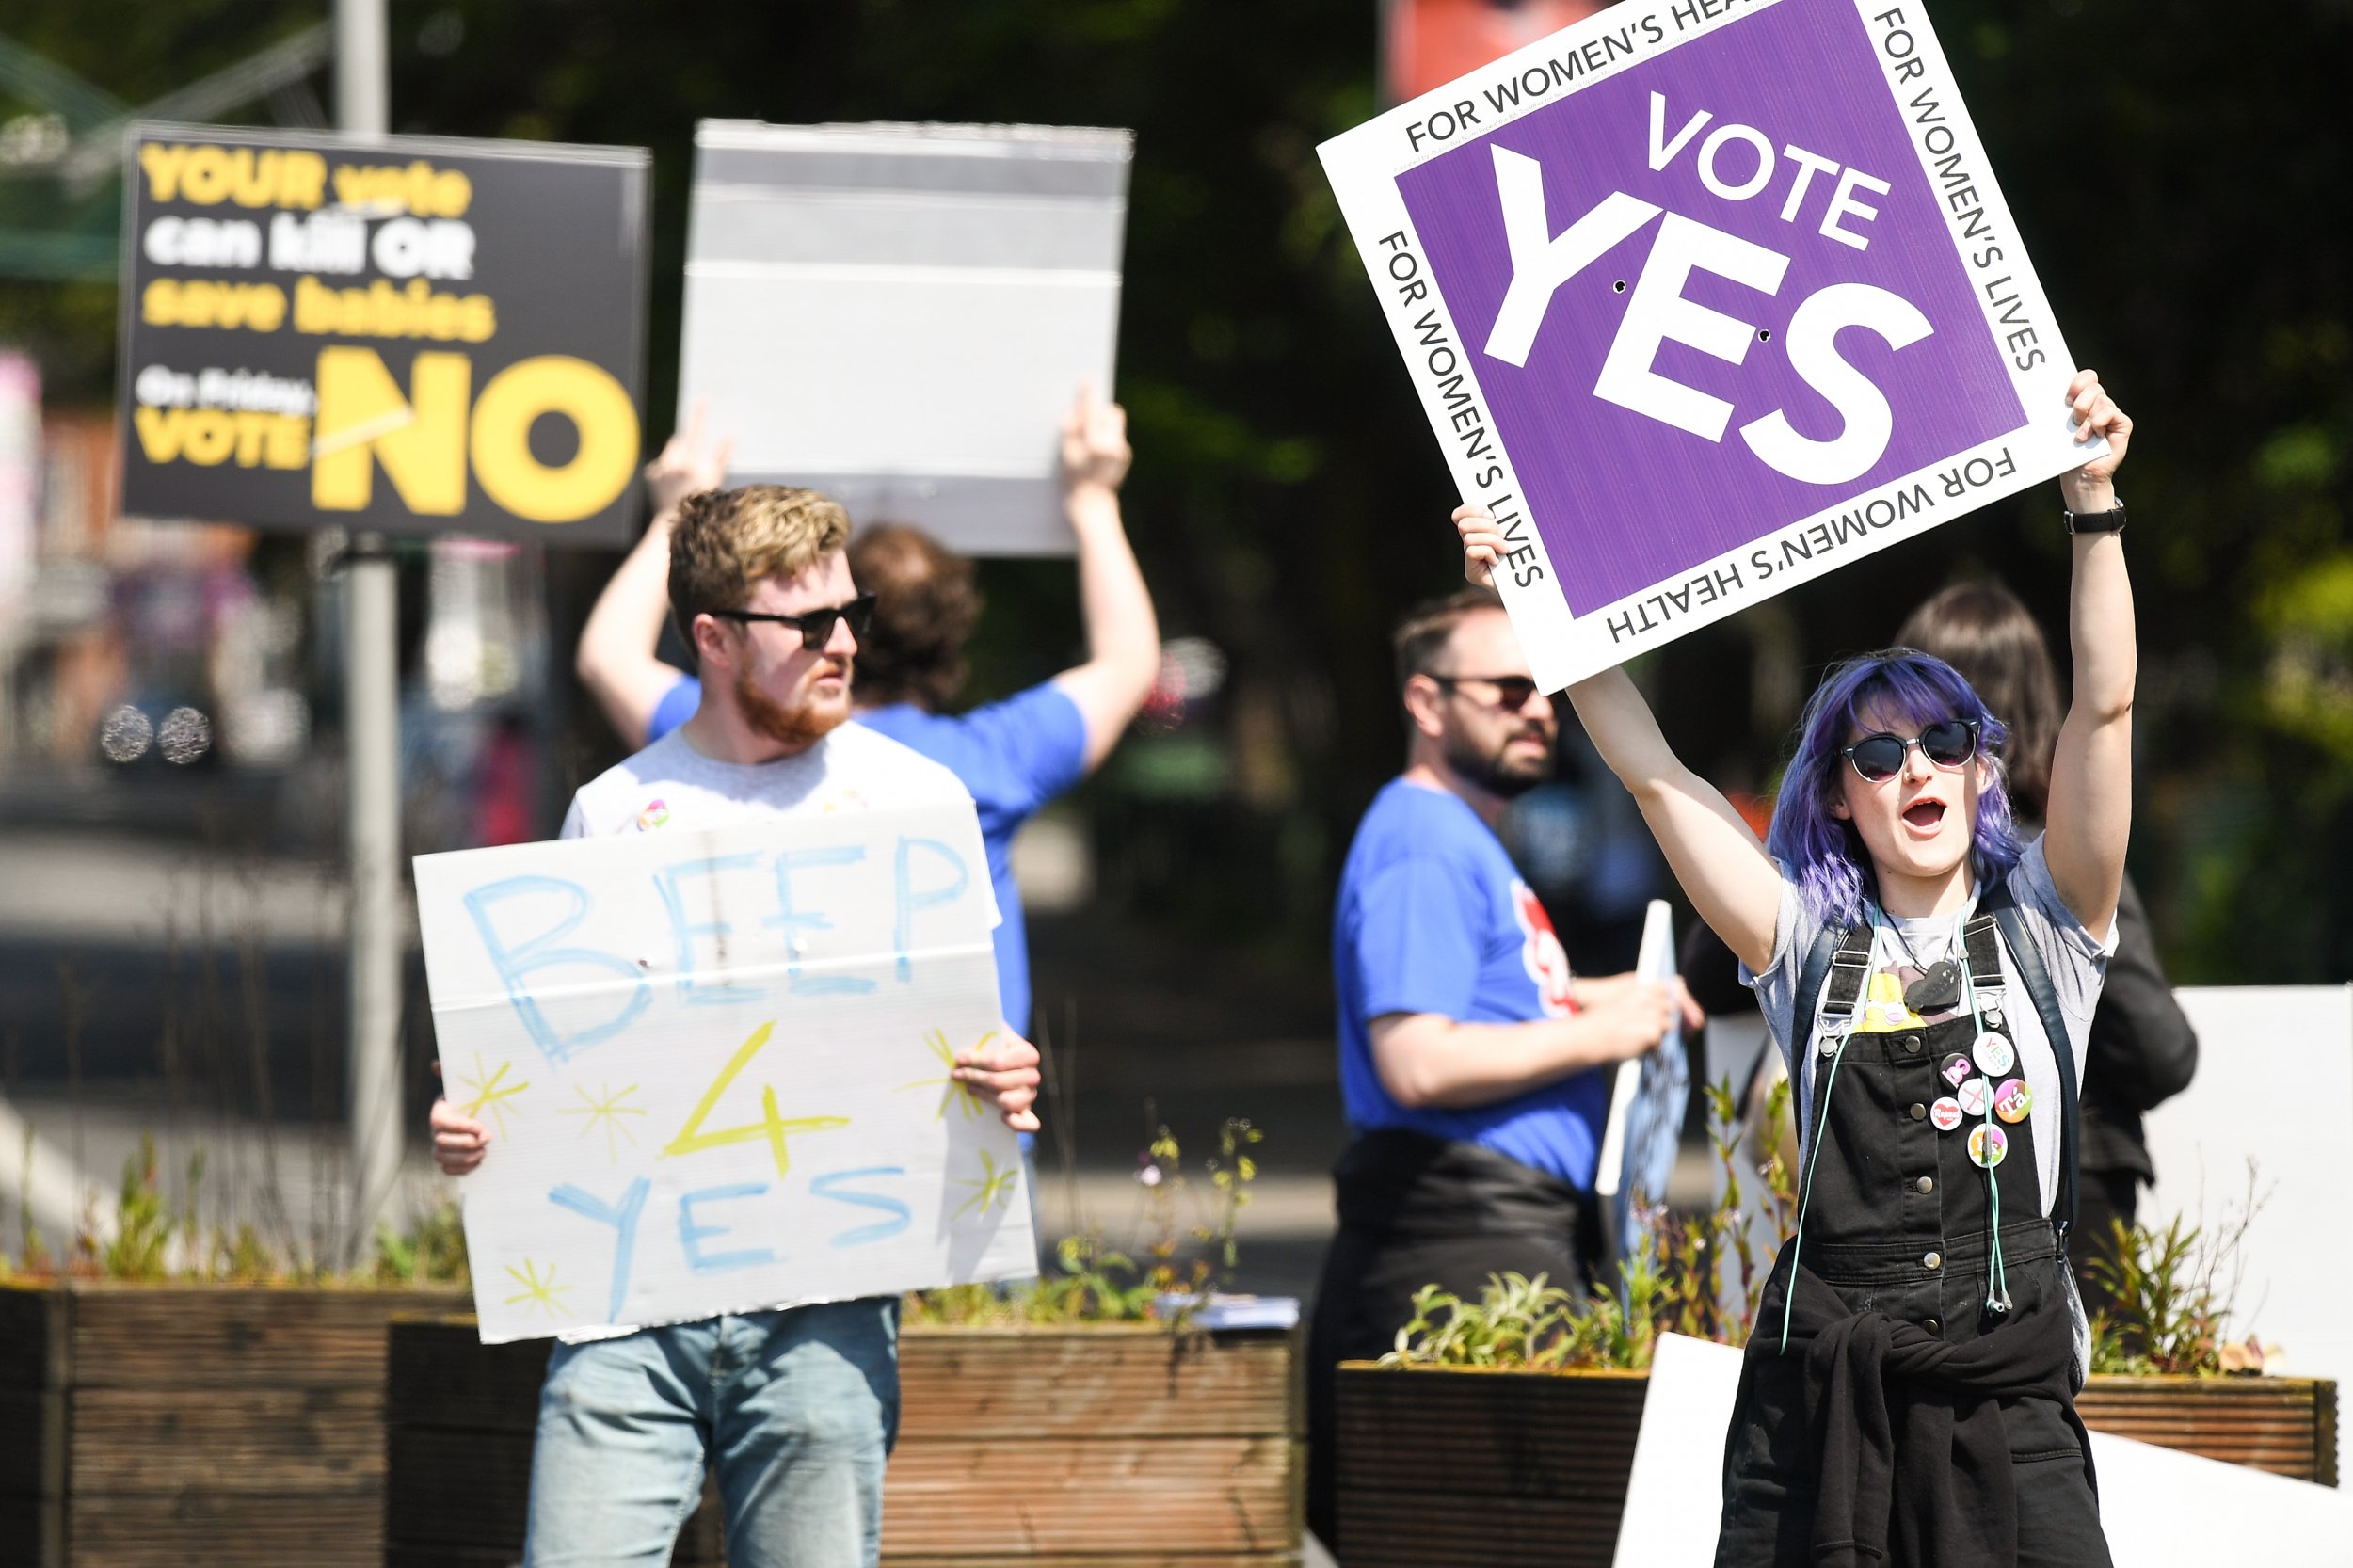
[678,120,1130,555]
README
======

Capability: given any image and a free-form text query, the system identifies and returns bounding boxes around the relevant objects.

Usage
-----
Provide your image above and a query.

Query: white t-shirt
[1744,836,2115,1217]
[562,718,988,852]
[554,718,993,1341]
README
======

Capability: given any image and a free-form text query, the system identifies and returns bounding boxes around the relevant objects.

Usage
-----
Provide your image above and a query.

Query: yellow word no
[663,1021,849,1180]
[310,345,637,523]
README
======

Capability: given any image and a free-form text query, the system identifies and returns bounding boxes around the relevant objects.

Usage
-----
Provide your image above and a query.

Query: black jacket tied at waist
[1779,1264,2090,1568]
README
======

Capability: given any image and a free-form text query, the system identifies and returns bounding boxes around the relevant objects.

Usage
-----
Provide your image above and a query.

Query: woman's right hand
[1453,503,1505,588]
[430,1097,488,1177]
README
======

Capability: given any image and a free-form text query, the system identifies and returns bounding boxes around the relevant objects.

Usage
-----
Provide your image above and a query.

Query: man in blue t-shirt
[577,392,1160,1036]
[1304,587,1698,1547]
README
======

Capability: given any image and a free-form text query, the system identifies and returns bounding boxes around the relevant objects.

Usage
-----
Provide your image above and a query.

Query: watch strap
[2063,500,2127,534]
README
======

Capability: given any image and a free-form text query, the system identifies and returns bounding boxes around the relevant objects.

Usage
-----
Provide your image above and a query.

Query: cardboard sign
[118,124,649,545]
[1321,0,2101,688]
[677,120,1130,555]
[414,804,1034,1344]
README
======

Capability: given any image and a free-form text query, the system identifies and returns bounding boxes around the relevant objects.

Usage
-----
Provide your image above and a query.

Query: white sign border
[1318,0,2102,689]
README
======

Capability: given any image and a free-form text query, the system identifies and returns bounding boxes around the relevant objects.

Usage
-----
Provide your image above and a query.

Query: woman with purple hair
[1455,369,2134,1568]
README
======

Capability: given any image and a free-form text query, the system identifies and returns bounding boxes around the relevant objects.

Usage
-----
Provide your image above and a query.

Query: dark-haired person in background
[1305,586,1698,1548]
[1896,579,2198,1315]
[577,389,1160,1038]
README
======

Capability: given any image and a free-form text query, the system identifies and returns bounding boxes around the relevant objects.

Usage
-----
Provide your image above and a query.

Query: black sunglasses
[1431,673,1543,711]
[1841,719,1980,783]
[711,593,876,651]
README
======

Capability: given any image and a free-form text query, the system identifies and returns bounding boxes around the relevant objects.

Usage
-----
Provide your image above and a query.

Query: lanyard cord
[1958,938,2013,1314]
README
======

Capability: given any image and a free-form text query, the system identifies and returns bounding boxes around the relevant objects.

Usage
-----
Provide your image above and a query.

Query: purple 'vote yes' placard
[1320,0,2099,687]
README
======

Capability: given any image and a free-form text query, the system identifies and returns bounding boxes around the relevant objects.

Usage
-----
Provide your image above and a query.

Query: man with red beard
[1304,586,1699,1549]
[428,484,1041,1567]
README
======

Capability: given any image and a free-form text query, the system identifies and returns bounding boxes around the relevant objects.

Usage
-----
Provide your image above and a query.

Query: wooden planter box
[1333,1362,2337,1568]
[386,1316,1303,1568]
[0,1281,465,1568]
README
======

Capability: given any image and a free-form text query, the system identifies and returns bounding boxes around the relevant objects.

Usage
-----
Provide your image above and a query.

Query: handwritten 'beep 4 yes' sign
[1320,0,2104,689]
[415,805,1033,1344]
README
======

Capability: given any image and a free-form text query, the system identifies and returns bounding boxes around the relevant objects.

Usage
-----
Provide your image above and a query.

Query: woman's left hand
[2059,368,2130,512]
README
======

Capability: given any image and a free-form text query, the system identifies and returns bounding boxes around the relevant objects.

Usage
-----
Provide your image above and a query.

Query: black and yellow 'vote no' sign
[116,122,649,546]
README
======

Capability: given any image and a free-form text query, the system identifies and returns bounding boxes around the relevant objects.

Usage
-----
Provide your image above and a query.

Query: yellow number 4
[663,1021,849,1178]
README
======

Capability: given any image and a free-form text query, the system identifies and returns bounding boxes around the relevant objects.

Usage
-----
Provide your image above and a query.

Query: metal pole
[336,0,402,1262]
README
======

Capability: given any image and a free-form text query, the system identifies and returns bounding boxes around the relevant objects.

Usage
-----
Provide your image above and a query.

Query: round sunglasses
[1840,719,1980,783]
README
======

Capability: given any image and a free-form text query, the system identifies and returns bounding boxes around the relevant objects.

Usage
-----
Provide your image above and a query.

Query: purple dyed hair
[1764,649,2024,928]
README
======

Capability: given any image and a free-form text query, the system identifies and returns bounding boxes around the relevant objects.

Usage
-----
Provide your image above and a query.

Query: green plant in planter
[1380,1077,1799,1371]
[374,1200,472,1288]
[2086,1167,2275,1376]
[904,1116,1263,1328]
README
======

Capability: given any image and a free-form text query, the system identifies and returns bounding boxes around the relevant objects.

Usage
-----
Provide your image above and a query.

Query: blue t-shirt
[647,672,1089,1031]
[1333,777,1609,1189]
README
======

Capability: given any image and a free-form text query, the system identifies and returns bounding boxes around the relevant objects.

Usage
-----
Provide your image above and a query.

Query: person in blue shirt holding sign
[577,390,1160,1039]
[1304,585,1699,1548]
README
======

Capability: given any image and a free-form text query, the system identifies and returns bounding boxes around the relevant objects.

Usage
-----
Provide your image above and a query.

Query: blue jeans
[525,1297,900,1568]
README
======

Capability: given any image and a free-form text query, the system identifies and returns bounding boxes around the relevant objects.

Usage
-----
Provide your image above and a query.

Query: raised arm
[2041,369,2136,940]
[576,404,732,748]
[1455,505,1785,970]
[1050,387,1161,772]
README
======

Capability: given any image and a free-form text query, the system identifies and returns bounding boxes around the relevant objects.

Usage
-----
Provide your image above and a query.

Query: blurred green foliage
[2,0,2348,980]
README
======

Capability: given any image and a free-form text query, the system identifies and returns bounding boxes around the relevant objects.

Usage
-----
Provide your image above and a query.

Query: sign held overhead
[1320,0,2103,689]
[678,120,1130,556]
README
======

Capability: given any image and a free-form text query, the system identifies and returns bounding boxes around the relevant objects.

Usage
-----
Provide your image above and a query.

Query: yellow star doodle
[897,1027,989,1122]
[560,1081,648,1161]
[456,1053,530,1136]
[951,1147,1017,1221]
[503,1258,573,1320]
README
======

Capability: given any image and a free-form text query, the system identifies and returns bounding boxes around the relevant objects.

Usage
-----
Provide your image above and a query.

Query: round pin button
[1929,1096,1964,1131]
[1956,1077,1993,1117]
[1994,1078,2033,1124]
[1974,1032,2016,1076]
[1940,1052,1976,1089]
[1969,1123,2009,1168]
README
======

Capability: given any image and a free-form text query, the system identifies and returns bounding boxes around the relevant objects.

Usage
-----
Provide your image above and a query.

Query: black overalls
[1714,896,2112,1568]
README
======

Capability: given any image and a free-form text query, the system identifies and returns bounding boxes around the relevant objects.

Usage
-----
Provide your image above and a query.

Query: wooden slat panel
[884,1558,1298,1567]
[383,1428,535,1545]
[0,1388,64,1500]
[898,1328,1296,1439]
[881,1437,1292,1556]
[0,1486,64,1568]
[66,1287,461,1389]
[69,1387,384,1492]
[386,1320,550,1432]
[2078,1377,2332,1483]
[0,1286,65,1392]
[384,1326,1302,1563]
[64,1487,381,1568]
[386,1448,720,1566]
[1337,1488,1622,1568]
[1335,1366,1646,1502]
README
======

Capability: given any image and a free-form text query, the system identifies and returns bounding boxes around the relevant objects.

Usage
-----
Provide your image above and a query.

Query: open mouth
[1902,800,1946,831]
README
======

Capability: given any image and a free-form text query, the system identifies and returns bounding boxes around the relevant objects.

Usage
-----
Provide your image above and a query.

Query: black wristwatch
[2063,498,2126,535]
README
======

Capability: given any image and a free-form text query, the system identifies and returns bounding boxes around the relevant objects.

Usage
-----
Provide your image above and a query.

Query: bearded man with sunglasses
[1304,586,1701,1549]
[429,483,1041,1568]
